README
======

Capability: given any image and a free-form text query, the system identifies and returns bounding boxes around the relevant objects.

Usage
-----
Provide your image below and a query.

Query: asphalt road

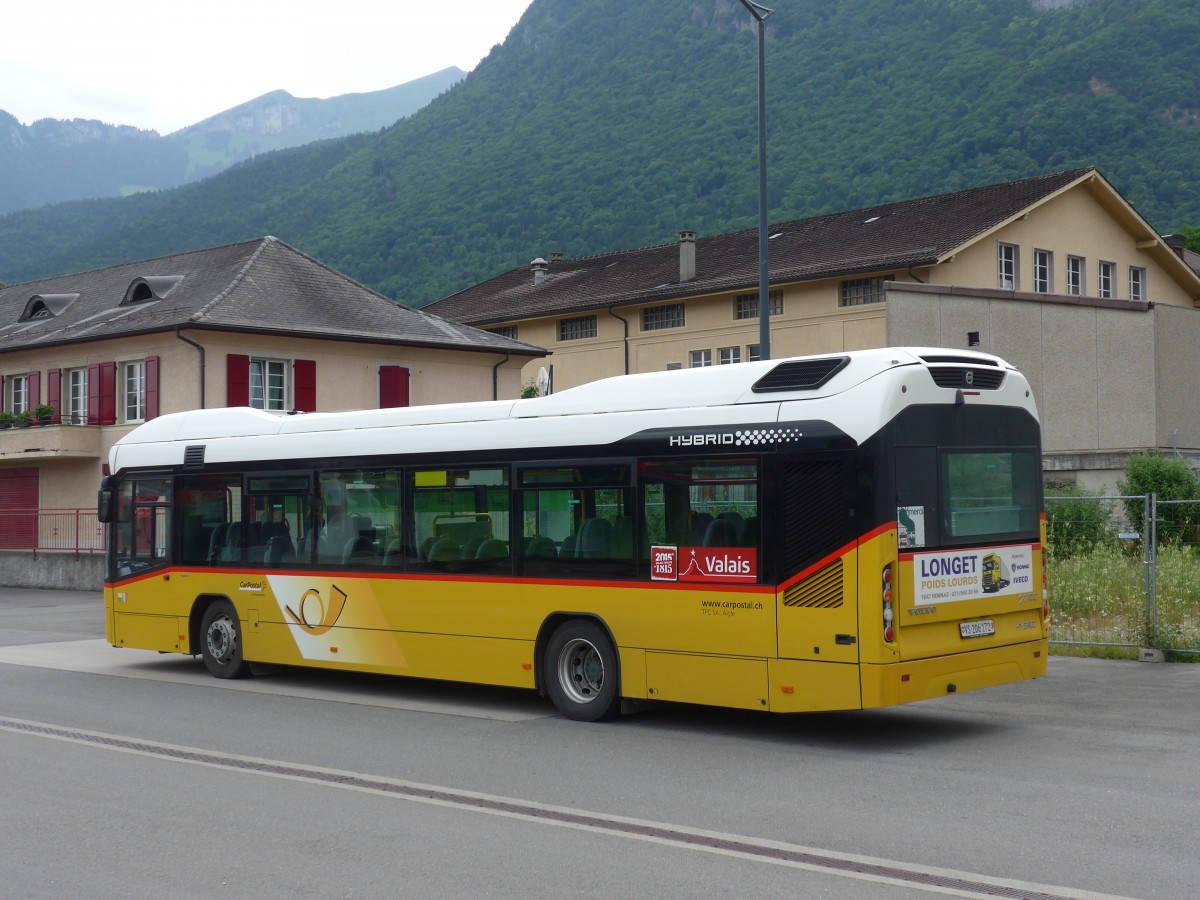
[1,588,1196,899]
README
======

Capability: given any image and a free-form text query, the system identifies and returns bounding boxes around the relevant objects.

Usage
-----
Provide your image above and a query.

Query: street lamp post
[738,0,773,361]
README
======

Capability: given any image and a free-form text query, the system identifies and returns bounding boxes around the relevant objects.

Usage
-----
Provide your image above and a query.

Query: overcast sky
[2,0,535,135]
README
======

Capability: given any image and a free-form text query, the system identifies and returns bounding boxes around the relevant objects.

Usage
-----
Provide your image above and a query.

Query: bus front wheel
[544,620,620,722]
[200,600,251,679]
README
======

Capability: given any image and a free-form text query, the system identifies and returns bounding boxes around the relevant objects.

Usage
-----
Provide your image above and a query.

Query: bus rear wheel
[200,600,251,679]
[544,620,620,721]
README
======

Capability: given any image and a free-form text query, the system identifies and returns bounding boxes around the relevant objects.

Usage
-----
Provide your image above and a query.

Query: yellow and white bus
[100,348,1048,720]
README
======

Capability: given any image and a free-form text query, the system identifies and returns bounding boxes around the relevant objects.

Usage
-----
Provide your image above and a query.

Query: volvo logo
[965,370,975,386]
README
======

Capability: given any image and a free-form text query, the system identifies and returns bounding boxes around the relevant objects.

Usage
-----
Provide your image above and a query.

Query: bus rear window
[942,450,1039,540]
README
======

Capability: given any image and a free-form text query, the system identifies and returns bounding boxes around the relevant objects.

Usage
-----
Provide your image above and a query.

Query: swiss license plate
[960,619,995,639]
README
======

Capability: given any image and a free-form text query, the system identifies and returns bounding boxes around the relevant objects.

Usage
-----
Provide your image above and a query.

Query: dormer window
[121,276,183,306]
[20,293,79,322]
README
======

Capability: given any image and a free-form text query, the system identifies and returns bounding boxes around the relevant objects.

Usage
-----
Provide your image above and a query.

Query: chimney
[679,231,696,283]
[551,251,564,262]
[1164,234,1187,259]
[530,257,549,285]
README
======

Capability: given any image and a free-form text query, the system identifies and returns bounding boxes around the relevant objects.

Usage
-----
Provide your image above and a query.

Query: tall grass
[1049,542,1200,654]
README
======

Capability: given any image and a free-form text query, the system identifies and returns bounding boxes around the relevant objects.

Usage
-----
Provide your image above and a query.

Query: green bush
[1118,453,1200,546]
[1045,483,1113,559]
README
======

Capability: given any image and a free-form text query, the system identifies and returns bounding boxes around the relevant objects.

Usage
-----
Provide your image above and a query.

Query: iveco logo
[965,370,975,386]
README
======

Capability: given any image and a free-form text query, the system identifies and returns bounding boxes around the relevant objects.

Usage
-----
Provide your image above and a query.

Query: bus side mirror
[97,489,114,524]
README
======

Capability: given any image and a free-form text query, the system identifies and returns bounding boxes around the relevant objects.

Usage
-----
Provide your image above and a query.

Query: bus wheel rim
[207,616,237,664]
[557,637,604,705]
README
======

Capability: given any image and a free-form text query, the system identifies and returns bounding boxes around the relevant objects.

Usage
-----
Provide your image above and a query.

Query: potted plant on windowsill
[34,403,55,426]
[14,411,32,428]
[0,412,13,429]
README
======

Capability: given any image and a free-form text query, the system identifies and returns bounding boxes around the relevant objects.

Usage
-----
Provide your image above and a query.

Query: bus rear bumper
[860,639,1048,709]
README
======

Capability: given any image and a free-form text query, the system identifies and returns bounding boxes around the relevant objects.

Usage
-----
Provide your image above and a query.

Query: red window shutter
[87,363,101,425]
[379,366,410,408]
[0,468,39,549]
[46,370,61,423]
[226,354,249,406]
[293,359,316,412]
[26,371,40,411]
[99,361,117,425]
[144,357,160,420]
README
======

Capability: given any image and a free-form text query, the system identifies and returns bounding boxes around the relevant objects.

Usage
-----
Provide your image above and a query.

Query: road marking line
[0,715,1131,900]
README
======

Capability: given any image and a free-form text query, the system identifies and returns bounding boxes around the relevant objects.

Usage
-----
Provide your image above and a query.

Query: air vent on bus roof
[183,445,206,470]
[752,356,849,393]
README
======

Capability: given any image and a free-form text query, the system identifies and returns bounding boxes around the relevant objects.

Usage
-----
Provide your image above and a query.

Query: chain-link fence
[1046,493,1200,656]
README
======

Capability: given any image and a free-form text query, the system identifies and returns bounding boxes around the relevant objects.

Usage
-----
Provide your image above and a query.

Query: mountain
[0,67,463,216]
[2,0,1199,306]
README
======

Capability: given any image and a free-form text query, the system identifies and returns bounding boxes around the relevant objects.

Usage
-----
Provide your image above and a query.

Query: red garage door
[0,468,39,549]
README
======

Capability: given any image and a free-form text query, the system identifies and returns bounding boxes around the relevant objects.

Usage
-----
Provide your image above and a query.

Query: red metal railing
[0,509,105,559]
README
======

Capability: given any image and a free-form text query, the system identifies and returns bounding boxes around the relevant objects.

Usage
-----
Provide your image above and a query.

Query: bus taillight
[882,564,895,642]
[1042,553,1050,620]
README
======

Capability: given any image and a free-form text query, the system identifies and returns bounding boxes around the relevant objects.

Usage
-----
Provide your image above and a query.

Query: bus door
[773,453,861,663]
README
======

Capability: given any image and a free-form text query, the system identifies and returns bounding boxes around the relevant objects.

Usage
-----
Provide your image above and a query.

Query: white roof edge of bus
[112,347,1026,450]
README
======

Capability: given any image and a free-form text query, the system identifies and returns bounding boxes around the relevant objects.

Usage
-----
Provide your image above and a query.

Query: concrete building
[425,168,1200,487]
[0,236,543,586]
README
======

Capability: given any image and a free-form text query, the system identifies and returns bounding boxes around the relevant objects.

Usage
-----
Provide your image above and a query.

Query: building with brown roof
[0,236,544,586]
[426,168,1200,487]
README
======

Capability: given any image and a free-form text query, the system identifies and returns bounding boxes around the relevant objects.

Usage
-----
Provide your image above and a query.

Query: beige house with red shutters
[0,236,543,586]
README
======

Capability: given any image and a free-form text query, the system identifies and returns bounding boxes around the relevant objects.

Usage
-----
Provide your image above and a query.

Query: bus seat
[613,517,634,559]
[342,535,376,565]
[525,535,557,559]
[383,539,404,567]
[264,535,295,565]
[475,539,508,560]
[558,533,577,558]
[421,535,439,560]
[428,536,461,562]
[702,518,739,547]
[739,516,759,547]
[219,522,243,562]
[207,523,228,563]
[690,512,713,545]
[463,534,487,559]
[719,511,745,529]
[577,518,613,559]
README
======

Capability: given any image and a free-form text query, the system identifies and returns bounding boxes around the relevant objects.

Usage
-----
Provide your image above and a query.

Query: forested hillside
[2,0,1198,307]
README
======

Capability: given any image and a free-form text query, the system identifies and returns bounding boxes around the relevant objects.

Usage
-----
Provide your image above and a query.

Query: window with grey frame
[1033,249,1053,293]
[1129,266,1146,301]
[557,315,597,342]
[734,290,782,320]
[1066,256,1085,296]
[641,304,685,331]
[1097,261,1115,299]
[997,243,1019,290]
[839,275,891,307]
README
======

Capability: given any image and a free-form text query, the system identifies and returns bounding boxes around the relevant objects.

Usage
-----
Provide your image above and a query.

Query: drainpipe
[175,328,206,408]
[607,307,630,375]
[492,352,510,400]
[906,266,926,284]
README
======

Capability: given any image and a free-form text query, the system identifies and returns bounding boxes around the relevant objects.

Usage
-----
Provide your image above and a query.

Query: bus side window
[640,459,760,564]
[518,465,635,579]
[177,474,241,566]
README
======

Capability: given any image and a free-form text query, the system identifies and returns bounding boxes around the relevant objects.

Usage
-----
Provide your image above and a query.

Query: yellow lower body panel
[113,613,187,653]
[645,652,768,710]
[861,639,1048,709]
[767,658,863,712]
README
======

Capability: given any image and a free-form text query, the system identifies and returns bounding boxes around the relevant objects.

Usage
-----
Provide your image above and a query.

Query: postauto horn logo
[284,584,348,636]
